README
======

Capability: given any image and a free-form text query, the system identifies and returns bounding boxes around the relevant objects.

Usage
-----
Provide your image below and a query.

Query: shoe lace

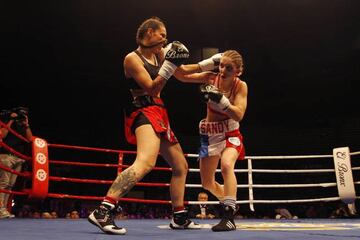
[98,206,116,225]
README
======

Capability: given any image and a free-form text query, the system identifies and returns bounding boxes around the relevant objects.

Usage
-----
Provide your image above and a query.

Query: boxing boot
[88,202,126,235]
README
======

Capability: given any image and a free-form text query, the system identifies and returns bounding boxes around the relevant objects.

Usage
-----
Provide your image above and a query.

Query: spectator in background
[274,207,298,219]
[330,203,357,219]
[50,211,58,219]
[41,212,52,219]
[70,210,80,219]
[189,192,217,219]
[0,107,32,218]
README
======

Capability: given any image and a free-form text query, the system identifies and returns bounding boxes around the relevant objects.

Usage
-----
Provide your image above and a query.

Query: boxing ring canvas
[1,126,360,239]
[1,218,360,240]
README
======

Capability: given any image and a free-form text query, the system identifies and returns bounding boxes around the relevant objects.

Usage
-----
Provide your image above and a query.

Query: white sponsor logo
[36,153,47,165]
[333,147,356,203]
[228,137,240,146]
[36,169,47,181]
[35,138,46,148]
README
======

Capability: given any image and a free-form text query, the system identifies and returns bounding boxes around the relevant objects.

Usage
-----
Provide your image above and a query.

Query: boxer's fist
[158,41,190,80]
[200,84,230,110]
[200,84,222,102]
[198,53,222,71]
[163,41,190,66]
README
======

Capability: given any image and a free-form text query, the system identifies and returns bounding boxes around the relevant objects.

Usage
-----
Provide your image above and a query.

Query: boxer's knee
[172,161,188,177]
[132,157,156,177]
[220,161,234,176]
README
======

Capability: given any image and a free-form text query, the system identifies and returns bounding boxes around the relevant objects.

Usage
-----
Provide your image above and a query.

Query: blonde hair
[223,50,244,73]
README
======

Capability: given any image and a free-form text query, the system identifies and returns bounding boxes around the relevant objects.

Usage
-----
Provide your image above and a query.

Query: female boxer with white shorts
[176,50,247,231]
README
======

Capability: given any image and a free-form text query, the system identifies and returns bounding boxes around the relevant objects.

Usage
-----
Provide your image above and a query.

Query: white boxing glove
[158,60,177,80]
[216,95,231,110]
[198,53,223,71]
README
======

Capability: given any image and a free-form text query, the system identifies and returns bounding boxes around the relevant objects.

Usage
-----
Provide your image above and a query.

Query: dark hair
[136,17,165,44]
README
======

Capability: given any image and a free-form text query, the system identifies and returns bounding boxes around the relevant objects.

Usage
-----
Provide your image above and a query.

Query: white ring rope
[185,149,360,206]
[185,182,339,188]
[189,196,360,205]
[187,150,360,160]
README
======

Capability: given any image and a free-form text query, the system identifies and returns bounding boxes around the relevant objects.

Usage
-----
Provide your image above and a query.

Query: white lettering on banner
[333,147,356,204]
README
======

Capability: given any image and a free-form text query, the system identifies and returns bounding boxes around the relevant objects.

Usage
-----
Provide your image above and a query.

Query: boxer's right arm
[174,53,223,80]
[174,71,216,84]
[198,53,223,71]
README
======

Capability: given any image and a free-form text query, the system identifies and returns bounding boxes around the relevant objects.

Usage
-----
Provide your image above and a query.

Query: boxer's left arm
[175,63,201,75]
[225,81,248,122]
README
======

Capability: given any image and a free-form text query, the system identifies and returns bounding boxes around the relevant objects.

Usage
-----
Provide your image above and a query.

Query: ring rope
[49,160,172,171]
[46,145,360,205]
[0,141,32,161]
[1,134,359,206]
[0,164,30,177]
[48,143,135,155]
[48,160,359,174]
[0,120,30,143]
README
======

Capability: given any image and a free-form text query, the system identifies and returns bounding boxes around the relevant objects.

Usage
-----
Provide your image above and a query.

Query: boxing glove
[198,53,222,71]
[200,84,230,110]
[158,41,190,80]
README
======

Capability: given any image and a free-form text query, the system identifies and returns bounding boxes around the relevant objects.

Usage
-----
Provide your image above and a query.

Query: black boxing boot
[88,202,126,235]
[212,205,236,232]
[170,209,201,229]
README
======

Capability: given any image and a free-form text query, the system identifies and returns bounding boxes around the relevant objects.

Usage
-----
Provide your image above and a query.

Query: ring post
[29,137,49,199]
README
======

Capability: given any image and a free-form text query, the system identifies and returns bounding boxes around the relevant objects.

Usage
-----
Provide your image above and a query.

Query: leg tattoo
[107,168,137,198]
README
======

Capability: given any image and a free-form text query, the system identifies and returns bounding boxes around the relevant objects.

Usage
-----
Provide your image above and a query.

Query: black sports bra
[126,50,161,89]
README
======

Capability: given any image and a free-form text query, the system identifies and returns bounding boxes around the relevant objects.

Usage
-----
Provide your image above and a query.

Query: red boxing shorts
[198,118,245,160]
[124,98,178,145]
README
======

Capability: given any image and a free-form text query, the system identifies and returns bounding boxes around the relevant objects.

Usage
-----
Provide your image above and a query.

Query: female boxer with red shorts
[88,17,201,234]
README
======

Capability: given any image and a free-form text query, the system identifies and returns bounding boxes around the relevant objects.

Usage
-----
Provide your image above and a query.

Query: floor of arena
[1,218,360,240]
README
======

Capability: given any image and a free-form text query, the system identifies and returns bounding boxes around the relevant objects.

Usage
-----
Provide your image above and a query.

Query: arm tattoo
[108,168,137,197]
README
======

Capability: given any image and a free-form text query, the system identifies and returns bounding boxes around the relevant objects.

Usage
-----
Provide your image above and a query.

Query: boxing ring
[1,120,360,239]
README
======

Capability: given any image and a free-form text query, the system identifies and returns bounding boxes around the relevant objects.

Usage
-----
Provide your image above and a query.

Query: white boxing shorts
[198,118,245,160]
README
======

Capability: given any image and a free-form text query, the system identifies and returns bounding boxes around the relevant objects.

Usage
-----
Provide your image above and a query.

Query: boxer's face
[148,26,167,53]
[219,56,240,79]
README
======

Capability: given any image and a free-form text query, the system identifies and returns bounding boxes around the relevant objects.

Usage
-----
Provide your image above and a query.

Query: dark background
[2,0,360,156]
[2,1,360,212]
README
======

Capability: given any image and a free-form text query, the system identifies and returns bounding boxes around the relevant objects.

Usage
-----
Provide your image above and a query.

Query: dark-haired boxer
[88,17,203,235]
[176,50,247,231]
